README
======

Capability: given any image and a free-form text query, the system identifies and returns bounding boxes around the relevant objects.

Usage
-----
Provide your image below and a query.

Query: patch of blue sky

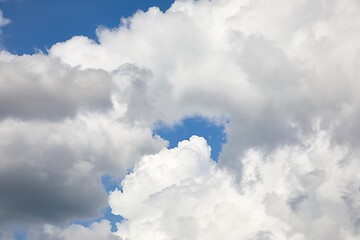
[101,174,123,193]
[11,227,26,240]
[154,116,228,161]
[0,0,175,54]
[71,207,124,233]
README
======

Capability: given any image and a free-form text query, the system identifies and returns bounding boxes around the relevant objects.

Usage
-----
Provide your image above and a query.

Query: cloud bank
[1,0,360,239]
[50,0,360,164]
[109,135,359,239]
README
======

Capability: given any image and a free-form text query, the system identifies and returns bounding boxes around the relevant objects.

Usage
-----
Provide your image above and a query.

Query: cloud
[1,0,360,238]
[0,109,166,226]
[49,0,360,171]
[0,51,112,120]
[28,220,121,240]
[0,10,10,30]
[0,228,15,240]
[108,135,360,240]
[0,50,167,228]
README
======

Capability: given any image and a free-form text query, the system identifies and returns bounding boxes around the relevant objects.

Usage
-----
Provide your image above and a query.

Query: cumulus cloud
[50,0,360,168]
[109,135,360,240]
[0,51,112,120]
[2,0,360,238]
[0,51,166,227]
[0,113,165,225]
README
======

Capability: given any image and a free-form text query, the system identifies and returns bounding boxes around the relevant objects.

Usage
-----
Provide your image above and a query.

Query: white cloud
[49,0,360,169]
[109,135,360,240]
[1,0,360,238]
[0,10,10,30]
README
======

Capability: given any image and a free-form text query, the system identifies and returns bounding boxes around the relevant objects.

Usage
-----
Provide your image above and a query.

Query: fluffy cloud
[0,52,166,227]
[109,135,360,240]
[2,0,360,238]
[0,51,112,120]
[0,113,165,225]
[50,0,360,169]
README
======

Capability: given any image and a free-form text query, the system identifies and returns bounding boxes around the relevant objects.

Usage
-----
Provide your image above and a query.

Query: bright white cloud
[109,135,360,240]
[50,0,360,167]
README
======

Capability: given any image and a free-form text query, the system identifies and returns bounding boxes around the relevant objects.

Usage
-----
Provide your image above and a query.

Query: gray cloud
[27,220,121,240]
[0,112,166,226]
[0,52,112,120]
[0,164,107,224]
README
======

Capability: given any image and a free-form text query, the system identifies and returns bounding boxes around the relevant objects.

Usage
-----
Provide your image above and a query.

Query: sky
[1,0,360,239]
[0,0,174,54]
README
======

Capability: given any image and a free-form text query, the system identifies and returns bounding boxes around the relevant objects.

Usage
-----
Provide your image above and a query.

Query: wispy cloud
[0,10,10,29]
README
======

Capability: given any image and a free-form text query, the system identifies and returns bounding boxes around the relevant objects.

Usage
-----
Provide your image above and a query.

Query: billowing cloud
[109,135,360,240]
[50,0,360,169]
[0,51,112,120]
[0,52,166,227]
[1,0,360,238]
[0,113,165,225]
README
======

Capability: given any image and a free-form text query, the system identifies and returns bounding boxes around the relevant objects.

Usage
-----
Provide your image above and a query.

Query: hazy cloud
[0,9,10,30]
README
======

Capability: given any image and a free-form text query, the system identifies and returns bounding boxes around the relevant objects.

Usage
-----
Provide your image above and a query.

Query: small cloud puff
[0,10,10,29]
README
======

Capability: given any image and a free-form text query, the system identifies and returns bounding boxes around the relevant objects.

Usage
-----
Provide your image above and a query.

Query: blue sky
[154,117,227,161]
[0,0,174,54]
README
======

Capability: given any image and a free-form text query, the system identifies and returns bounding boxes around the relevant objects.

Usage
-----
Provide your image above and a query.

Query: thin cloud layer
[1,0,360,239]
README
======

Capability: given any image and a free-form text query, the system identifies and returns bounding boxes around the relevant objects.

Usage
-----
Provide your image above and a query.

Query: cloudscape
[1,0,360,239]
